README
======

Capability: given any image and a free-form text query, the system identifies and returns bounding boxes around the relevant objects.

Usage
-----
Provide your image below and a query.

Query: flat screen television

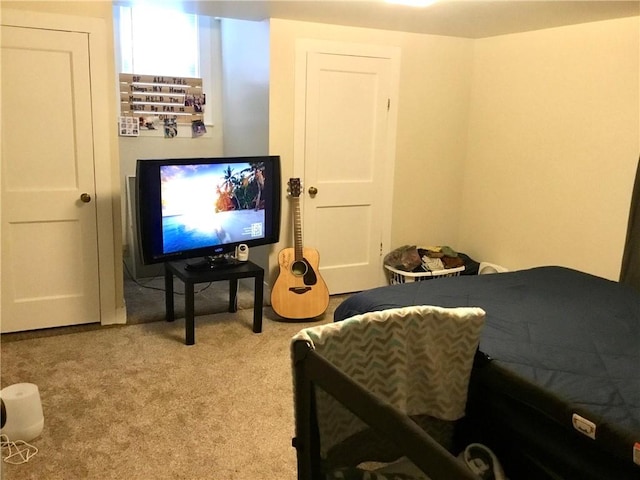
[136,155,281,270]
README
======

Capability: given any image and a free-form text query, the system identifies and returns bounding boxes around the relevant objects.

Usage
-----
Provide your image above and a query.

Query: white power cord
[0,434,38,464]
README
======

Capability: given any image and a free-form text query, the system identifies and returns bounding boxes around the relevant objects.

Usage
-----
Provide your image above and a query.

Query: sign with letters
[118,73,205,126]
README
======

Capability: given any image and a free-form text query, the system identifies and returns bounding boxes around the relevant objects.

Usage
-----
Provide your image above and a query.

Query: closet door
[294,41,400,294]
[1,24,100,332]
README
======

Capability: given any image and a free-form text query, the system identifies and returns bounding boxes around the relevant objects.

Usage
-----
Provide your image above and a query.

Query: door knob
[308,186,318,197]
[80,193,92,203]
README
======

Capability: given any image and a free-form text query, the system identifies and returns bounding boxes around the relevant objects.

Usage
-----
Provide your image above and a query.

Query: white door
[295,42,400,294]
[1,25,101,332]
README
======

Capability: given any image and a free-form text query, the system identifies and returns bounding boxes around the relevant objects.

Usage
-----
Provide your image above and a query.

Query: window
[114,3,219,128]
[117,4,200,78]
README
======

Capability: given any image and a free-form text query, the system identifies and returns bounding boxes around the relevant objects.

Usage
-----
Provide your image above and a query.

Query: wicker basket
[384,264,465,285]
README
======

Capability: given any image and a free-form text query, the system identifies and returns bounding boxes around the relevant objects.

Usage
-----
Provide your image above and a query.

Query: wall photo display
[118,116,140,137]
[119,73,206,136]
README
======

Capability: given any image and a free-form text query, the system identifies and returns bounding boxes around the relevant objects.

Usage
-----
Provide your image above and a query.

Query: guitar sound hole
[291,260,308,277]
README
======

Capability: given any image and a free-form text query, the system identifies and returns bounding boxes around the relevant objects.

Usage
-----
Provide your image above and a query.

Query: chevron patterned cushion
[293,305,486,458]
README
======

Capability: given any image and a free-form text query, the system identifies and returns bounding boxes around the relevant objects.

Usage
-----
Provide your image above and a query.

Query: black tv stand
[184,255,241,272]
[165,259,264,345]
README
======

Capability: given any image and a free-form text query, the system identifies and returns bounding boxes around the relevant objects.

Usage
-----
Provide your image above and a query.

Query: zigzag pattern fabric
[293,305,486,457]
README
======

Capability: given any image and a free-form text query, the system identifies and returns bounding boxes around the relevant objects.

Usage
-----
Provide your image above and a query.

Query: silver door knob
[308,186,318,197]
[80,193,92,203]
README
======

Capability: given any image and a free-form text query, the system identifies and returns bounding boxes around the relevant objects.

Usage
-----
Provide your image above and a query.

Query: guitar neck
[292,196,304,261]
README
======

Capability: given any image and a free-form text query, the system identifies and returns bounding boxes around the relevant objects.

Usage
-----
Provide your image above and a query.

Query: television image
[136,156,281,268]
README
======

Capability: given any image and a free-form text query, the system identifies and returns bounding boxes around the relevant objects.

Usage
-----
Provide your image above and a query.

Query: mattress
[333,266,640,478]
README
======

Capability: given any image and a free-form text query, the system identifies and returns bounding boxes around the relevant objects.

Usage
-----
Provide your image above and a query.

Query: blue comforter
[334,266,640,472]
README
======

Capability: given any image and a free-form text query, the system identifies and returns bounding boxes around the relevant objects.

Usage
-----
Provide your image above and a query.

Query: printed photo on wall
[185,93,206,113]
[137,116,158,130]
[192,120,207,138]
[164,118,178,138]
[118,116,139,136]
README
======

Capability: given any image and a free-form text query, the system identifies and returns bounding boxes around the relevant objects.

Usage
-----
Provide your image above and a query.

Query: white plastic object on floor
[478,262,509,275]
[0,383,44,442]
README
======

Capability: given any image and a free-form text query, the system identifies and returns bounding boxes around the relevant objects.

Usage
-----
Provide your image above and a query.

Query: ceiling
[183,0,640,39]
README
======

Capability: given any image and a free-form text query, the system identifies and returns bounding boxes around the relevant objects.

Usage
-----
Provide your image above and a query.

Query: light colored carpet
[1,278,348,479]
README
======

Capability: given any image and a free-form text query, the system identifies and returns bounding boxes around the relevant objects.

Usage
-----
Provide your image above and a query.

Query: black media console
[164,260,264,345]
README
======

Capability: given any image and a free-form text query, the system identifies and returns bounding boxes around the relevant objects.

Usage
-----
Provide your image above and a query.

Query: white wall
[391,33,472,248]
[220,18,272,273]
[221,18,270,157]
[459,17,639,280]
[6,4,638,302]
[269,18,473,283]
[269,16,639,282]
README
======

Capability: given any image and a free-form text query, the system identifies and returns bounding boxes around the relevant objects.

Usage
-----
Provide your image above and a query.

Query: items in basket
[383,245,464,273]
[383,245,422,272]
[419,246,465,271]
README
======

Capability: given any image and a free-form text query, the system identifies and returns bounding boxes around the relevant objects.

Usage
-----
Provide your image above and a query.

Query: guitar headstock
[288,178,302,198]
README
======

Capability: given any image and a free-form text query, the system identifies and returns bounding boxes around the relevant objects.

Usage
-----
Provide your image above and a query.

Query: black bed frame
[291,339,480,480]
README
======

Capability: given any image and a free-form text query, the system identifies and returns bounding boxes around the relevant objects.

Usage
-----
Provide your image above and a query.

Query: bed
[292,266,639,479]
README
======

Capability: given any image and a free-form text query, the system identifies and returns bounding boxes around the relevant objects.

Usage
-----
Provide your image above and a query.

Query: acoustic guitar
[271,178,330,319]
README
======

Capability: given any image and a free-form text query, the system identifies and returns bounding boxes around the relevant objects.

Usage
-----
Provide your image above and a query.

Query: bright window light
[119,5,199,77]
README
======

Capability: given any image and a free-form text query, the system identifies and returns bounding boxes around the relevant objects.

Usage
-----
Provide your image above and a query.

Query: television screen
[136,156,281,266]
